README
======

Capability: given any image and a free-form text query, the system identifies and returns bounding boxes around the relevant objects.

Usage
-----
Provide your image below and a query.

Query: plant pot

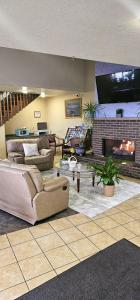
[103,185,115,197]
[116,113,123,118]
[75,146,85,156]
[60,160,68,166]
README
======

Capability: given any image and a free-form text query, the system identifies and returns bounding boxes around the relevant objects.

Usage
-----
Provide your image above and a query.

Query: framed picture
[65,98,82,118]
[34,111,41,118]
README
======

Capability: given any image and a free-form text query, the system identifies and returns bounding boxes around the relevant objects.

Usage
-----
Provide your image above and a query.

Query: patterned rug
[42,169,140,218]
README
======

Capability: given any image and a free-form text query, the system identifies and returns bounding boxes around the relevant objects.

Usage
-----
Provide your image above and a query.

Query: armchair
[0,160,69,224]
[47,134,64,155]
[6,136,54,171]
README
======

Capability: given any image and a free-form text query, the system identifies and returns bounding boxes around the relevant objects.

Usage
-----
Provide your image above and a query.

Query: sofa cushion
[23,143,39,157]
[25,154,52,165]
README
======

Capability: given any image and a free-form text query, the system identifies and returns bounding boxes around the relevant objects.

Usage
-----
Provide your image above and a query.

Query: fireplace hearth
[103,138,135,161]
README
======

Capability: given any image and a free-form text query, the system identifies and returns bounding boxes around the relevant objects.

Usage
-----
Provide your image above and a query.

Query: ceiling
[0,0,140,66]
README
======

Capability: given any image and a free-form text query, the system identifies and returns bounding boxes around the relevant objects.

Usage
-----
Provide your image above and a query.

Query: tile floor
[0,194,139,300]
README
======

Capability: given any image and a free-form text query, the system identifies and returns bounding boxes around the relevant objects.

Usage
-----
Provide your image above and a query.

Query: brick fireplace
[91,118,140,178]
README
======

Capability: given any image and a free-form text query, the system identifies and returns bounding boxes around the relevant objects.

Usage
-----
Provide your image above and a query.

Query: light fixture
[22,86,28,94]
[40,91,46,98]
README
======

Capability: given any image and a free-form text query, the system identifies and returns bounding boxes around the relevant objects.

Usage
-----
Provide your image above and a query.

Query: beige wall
[46,92,94,137]
[0,47,90,92]
[5,97,47,134]
[0,125,6,158]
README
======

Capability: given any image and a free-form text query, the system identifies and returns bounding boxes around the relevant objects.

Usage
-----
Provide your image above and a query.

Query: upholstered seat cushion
[25,155,51,165]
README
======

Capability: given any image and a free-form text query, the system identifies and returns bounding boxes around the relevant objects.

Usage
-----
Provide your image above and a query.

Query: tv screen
[96,69,140,104]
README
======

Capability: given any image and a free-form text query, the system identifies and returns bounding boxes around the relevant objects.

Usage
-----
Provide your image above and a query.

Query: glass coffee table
[56,162,95,193]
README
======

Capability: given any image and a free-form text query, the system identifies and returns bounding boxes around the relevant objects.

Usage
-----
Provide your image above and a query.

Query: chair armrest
[55,136,64,143]
[39,149,53,156]
[8,152,24,158]
[44,177,69,192]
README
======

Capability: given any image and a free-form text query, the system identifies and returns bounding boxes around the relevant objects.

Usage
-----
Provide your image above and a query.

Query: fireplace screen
[103,139,135,160]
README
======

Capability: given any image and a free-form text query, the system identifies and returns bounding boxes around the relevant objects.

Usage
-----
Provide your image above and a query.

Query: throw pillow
[23,143,39,157]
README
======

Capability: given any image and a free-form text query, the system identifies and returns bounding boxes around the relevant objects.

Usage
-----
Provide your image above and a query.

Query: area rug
[42,169,140,218]
[17,239,140,300]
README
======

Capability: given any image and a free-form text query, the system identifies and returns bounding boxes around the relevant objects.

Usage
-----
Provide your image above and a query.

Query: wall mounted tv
[96,68,140,104]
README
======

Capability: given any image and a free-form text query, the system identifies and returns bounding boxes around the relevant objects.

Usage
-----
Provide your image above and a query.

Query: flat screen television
[96,68,140,104]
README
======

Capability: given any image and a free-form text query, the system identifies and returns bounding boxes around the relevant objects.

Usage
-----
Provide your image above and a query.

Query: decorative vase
[103,185,115,197]
[75,146,85,156]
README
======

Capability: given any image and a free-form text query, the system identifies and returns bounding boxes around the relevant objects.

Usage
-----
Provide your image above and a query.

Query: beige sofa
[6,136,54,171]
[0,160,69,225]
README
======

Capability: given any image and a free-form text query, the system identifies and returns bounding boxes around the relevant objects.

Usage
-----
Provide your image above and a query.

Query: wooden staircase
[0,92,39,126]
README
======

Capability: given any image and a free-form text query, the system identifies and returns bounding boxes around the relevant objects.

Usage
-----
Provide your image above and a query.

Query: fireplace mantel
[93,117,140,121]
[92,118,140,164]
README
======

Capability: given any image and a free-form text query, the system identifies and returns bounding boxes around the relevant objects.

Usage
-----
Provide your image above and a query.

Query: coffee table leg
[57,168,60,177]
[92,173,95,186]
[73,171,75,181]
[77,171,80,193]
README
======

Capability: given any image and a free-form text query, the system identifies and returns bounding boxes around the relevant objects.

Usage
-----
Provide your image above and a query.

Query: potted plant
[83,102,101,120]
[89,157,120,197]
[75,136,85,156]
[60,154,69,166]
[116,108,124,118]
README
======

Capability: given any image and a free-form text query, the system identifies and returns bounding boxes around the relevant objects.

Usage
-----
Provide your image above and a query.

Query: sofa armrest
[8,152,24,158]
[39,149,52,156]
[44,177,69,192]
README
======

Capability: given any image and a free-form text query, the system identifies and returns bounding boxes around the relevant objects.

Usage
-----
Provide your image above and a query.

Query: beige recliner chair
[6,136,54,171]
[0,160,69,225]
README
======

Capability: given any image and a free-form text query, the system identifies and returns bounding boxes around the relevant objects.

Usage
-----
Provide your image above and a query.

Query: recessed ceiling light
[22,86,28,94]
[40,91,46,97]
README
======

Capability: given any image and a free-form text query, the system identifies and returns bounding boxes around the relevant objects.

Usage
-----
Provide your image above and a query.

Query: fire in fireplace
[103,139,135,160]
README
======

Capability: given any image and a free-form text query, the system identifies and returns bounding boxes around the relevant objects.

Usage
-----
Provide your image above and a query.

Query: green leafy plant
[89,157,120,186]
[116,108,124,114]
[62,154,68,161]
[83,102,101,119]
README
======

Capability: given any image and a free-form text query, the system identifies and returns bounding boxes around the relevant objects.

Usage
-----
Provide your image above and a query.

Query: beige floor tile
[0,263,24,292]
[56,260,80,274]
[0,283,28,300]
[80,254,94,261]
[94,216,119,230]
[7,229,33,246]
[77,222,102,237]
[36,233,64,252]
[0,247,16,268]
[124,221,140,235]
[110,212,134,225]
[29,223,54,238]
[58,227,84,244]
[125,208,140,220]
[104,207,120,216]
[49,218,73,232]
[45,245,77,269]
[92,213,106,220]
[67,214,90,226]
[89,232,116,250]
[116,203,133,211]
[12,240,42,261]
[19,253,52,281]
[27,271,56,290]
[130,236,140,247]
[69,238,98,259]
[126,197,140,207]
[106,225,135,241]
[0,234,10,250]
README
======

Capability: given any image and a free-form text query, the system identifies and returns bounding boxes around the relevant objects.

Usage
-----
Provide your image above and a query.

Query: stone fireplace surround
[91,118,140,179]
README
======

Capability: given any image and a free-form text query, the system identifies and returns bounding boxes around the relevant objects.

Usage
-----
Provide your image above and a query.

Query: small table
[56,162,95,193]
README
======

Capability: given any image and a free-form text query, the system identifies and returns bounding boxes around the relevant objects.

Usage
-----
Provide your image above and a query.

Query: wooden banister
[0,92,39,126]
